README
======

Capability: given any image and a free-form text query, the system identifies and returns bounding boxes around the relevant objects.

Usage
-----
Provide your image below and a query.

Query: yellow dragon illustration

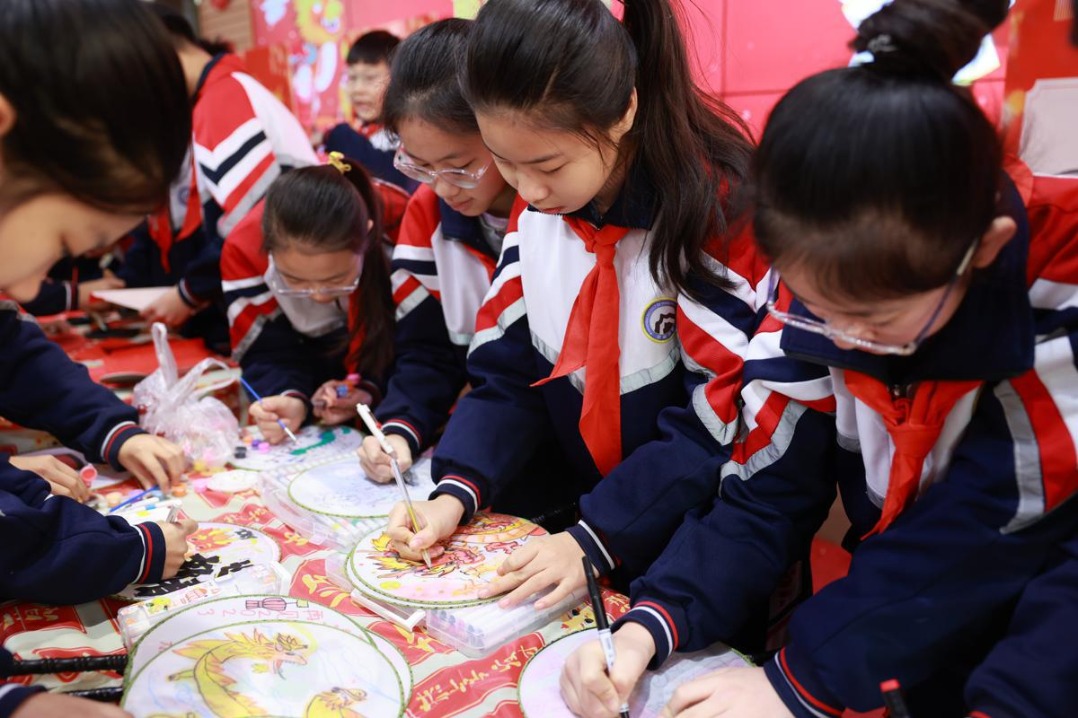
[167,629,309,717]
[304,687,369,718]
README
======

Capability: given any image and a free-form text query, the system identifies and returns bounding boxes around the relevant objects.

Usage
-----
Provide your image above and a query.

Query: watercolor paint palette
[231,424,364,472]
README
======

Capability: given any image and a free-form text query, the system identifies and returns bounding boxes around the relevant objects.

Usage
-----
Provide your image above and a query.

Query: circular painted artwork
[126,594,413,699]
[116,523,282,601]
[287,455,436,519]
[232,425,365,472]
[519,629,751,718]
[347,513,546,608]
[122,619,405,717]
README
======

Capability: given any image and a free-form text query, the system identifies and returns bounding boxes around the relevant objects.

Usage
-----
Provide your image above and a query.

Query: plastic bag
[132,323,239,468]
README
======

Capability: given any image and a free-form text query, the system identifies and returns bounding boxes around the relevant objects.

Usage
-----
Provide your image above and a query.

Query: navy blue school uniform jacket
[0,302,149,469]
[0,302,171,604]
[19,255,115,316]
[374,185,502,455]
[429,168,767,529]
[617,175,1078,717]
[0,460,168,605]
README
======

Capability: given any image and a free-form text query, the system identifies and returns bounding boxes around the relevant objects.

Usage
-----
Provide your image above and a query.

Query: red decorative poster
[1001,0,1078,171]
[249,0,452,132]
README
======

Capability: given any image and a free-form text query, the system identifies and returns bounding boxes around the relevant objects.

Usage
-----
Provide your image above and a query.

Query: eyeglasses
[266,261,362,299]
[765,240,979,356]
[392,147,492,189]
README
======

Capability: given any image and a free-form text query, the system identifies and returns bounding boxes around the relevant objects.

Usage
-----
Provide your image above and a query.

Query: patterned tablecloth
[1,464,628,717]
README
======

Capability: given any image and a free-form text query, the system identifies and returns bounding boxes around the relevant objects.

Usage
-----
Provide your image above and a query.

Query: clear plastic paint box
[117,561,288,649]
[423,586,588,658]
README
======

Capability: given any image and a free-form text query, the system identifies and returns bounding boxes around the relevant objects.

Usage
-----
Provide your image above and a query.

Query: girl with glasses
[357,19,523,485]
[386,0,772,625]
[564,1,1078,716]
[221,156,396,443]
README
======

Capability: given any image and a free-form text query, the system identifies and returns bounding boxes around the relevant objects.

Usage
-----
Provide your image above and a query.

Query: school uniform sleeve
[193,81,280,247]
[961,529,1078,718]
[0,303,145,469]
[568,231,771,577]
[763,179,1078,718]
[0,685,44,717]
[17,280,74,316]
[613,297,838,666]
[0,461,169,605]
[176,227,223,308]
[220,206,316,401]
[115,224,160,288]
[374,190,468,456]
[430,204,555,521]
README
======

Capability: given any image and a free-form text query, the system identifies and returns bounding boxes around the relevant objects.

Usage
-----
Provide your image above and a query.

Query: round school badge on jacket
[642,297,677,342]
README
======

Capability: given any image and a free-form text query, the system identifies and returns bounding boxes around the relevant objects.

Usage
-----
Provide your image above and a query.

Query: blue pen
[239,376,299,444]
[108,488,162,514]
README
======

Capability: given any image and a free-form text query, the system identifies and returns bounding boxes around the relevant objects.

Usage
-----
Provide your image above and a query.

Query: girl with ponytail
[221,155,395,443]
[387,0,773,626]
[565,1,1078,716]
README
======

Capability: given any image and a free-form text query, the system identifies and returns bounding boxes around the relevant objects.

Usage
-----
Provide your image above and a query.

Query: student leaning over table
[0,0,197,615]
[562,1,1078,716]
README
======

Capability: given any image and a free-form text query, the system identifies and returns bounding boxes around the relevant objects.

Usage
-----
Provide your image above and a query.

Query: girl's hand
[479,532,588,608]
[139,286,195,327]
[662,666,793,718]
[77,274,124,309]
[9,455,89,503]
[249,395,307,445]
[385,494,464,562]
[117,434,187,491]
[156,517,199,579]
[311,380,373,425]
[561,622,654,717]
[357,433,412,484]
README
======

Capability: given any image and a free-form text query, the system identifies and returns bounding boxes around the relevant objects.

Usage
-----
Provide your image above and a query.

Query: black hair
[1072,0,1078,47]
[0,0,191,214]
[262,160,395,379]
[146,2,234,56]
[383,19,478,136]
[462,0,753,299]
[753,0,1008,302]
[347,30,400,66]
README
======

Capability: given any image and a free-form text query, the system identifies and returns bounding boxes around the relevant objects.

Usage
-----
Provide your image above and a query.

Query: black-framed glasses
[765,240,979,356]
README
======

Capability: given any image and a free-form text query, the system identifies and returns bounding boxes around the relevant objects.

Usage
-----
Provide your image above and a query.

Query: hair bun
[852,0,995,80]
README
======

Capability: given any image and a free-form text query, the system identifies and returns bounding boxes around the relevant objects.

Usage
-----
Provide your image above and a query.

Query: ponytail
[261,159,395,379]
[463,0,752,299]
[620,0,753,296]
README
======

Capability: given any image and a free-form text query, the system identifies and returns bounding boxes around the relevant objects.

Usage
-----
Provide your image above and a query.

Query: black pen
[880,679,911,718]
[583,556,631,718]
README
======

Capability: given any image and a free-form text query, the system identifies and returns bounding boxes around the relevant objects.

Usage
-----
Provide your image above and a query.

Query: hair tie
[866,34,897,56]
[327,151,352,174]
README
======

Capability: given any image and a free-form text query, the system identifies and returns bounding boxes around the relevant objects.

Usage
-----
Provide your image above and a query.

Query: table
[0,460,628,717]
